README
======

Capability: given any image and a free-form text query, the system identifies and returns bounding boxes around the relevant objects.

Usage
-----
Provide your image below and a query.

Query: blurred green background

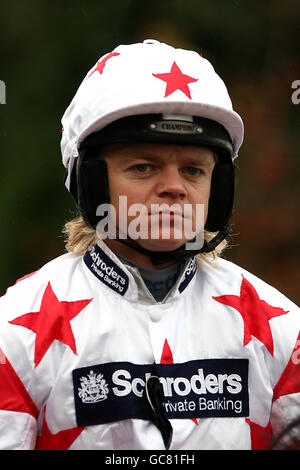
[0,0,299,304]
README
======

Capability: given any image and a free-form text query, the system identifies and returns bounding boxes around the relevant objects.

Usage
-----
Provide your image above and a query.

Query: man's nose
[155,167,187,199]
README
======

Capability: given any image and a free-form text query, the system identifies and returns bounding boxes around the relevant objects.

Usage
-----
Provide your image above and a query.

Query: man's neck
[104,239,176,269]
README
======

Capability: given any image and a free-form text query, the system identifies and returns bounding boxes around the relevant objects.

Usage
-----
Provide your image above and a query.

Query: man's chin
[136,238,186,252]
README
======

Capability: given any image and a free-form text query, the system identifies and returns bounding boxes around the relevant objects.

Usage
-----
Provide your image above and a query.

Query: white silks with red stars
[60,40,244,191]
[0,239,300,449]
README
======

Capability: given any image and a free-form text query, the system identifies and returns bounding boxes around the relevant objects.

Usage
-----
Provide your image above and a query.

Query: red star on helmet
[87,52,120,78]
[153,61,198,99]
[10,282,93,367]
[213,275,289,356]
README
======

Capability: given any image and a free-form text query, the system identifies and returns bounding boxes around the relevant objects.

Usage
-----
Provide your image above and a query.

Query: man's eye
[184,167,202,176]
[133,164,150,172]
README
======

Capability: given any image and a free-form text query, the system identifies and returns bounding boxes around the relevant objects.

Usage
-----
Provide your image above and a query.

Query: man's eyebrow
[182,156,215,166]
[120,151,215,166]
[119,152,161,163]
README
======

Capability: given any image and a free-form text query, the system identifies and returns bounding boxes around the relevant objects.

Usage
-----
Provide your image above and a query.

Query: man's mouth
[148,208,191,219]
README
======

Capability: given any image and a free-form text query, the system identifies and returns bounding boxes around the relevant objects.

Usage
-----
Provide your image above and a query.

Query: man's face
[101,142,216,254]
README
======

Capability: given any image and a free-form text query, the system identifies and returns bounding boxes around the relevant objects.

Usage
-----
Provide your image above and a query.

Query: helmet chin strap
[111,224,231,266]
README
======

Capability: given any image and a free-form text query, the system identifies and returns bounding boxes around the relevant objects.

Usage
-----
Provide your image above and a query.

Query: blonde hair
[62,215,228,262]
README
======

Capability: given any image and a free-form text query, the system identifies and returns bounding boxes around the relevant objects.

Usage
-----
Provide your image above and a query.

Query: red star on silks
[153,61,198,99]
[273,329,300,402]
[213,275,289,356]
[35,412,85,450]
[87,52,120,78]
[0,352,39,418]
[160,339,174,364]
[160,339,198,425]
[9,282,93,367]
[246,418,272,450]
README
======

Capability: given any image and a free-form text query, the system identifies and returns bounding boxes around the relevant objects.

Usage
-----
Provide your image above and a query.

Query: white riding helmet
[60,39,244,263]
